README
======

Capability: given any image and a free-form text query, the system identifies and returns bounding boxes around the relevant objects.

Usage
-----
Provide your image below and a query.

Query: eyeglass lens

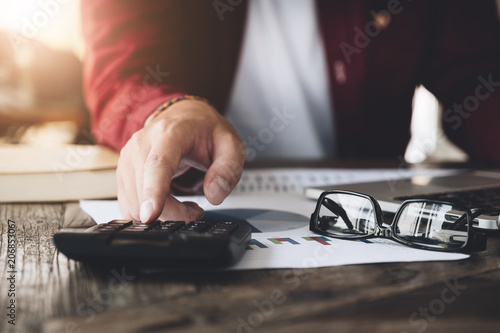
[395,202,469,250]
[317,193,377,238]
[317,193,470,250]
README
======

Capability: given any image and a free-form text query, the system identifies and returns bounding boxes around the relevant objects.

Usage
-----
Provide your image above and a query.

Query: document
[234,225,468,270]
[80,167,468,270]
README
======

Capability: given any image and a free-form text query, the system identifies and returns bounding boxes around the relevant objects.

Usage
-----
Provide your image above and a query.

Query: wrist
[144,95,210,126]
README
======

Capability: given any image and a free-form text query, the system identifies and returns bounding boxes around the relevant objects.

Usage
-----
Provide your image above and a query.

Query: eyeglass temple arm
[444,208,487,251]
[322,197,355,230]
[470,230,487,251]
[446,208,485,230]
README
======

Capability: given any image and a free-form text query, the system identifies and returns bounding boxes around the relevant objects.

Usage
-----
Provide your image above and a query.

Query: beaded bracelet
[148,95,209,122]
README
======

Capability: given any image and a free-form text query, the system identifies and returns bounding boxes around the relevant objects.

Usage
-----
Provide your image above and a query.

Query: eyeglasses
[309,190,488,253]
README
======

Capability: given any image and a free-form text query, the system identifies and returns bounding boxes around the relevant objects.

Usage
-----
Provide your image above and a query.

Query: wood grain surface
[1,202,499,333]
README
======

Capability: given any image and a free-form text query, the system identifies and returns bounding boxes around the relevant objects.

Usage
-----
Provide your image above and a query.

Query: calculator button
[213,222,238,234]
[121,227,150,232]
[181,221,211,233]
[146,221,182,233]
[98,224,122,229]
[97,226,122,232]
[211,229,231,234]
[215,222,236,228]
[161,221,185,229]
[135,220,160,227]
[108,219,133,226]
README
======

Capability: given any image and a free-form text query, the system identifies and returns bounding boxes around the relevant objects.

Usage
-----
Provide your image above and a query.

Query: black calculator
[53,220,252,269]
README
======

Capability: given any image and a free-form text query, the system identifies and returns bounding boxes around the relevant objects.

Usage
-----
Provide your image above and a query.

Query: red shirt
[82,0,500,163]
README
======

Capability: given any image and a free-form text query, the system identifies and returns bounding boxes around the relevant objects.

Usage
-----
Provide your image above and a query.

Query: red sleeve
[81,0,190,151]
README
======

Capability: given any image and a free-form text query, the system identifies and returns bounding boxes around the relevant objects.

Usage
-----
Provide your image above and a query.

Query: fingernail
[140,200,153,222]
[207,176,231,205]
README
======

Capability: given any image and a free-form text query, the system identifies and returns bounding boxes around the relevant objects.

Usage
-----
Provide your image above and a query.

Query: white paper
[232,226,468,270]
[80,168,469,269]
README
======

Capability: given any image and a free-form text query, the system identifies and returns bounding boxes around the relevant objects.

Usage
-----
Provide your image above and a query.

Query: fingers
[118,145,204,222]
[133,118,206,223]
[117,99,244,223]
[140,146,205,221]
[117,155,140,220]
[140,144,181,222]
[157,197,204,222]
[204,129,246,205]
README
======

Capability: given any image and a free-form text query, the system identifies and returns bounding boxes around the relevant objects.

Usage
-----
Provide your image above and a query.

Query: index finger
[140,144,182,223]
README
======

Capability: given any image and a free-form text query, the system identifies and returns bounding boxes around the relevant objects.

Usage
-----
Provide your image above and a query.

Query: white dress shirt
[225,0,335,161]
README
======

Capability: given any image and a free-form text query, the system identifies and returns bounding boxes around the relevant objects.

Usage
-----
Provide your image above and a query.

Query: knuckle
[119,142,131,156]
[150,119,187,145]
[150,116,179,134]
[150,117,169,132]
[122,131,144,155]
[144,154,177,180]
[145,153,170,168]
[129,130,142,144]
[130,133,143,151]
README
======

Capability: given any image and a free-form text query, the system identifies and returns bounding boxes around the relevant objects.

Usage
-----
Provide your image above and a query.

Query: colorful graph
[247,235,336,250]
[268,237,299,245]
[247,239,268,250]
[302,236,332,245]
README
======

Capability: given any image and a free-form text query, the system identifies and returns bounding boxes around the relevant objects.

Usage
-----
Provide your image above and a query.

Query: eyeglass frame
[309,190,487,253]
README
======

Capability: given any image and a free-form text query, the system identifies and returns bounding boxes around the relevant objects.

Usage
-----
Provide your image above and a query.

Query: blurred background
[0,0,87,146]
[0,0,498,163]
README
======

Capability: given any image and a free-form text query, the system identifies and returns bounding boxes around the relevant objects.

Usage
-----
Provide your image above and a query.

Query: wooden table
[1,184,500,332]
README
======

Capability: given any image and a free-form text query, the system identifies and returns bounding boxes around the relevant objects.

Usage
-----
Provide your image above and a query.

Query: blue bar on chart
[247,239,268,250]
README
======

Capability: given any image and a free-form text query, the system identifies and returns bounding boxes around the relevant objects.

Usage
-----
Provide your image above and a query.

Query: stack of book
[0,144,118,202]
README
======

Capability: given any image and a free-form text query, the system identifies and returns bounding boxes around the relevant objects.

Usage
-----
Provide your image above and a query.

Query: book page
[0,144,118,174]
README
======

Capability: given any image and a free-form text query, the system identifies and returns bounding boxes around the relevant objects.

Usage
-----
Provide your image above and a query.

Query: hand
[117,100,246,223]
